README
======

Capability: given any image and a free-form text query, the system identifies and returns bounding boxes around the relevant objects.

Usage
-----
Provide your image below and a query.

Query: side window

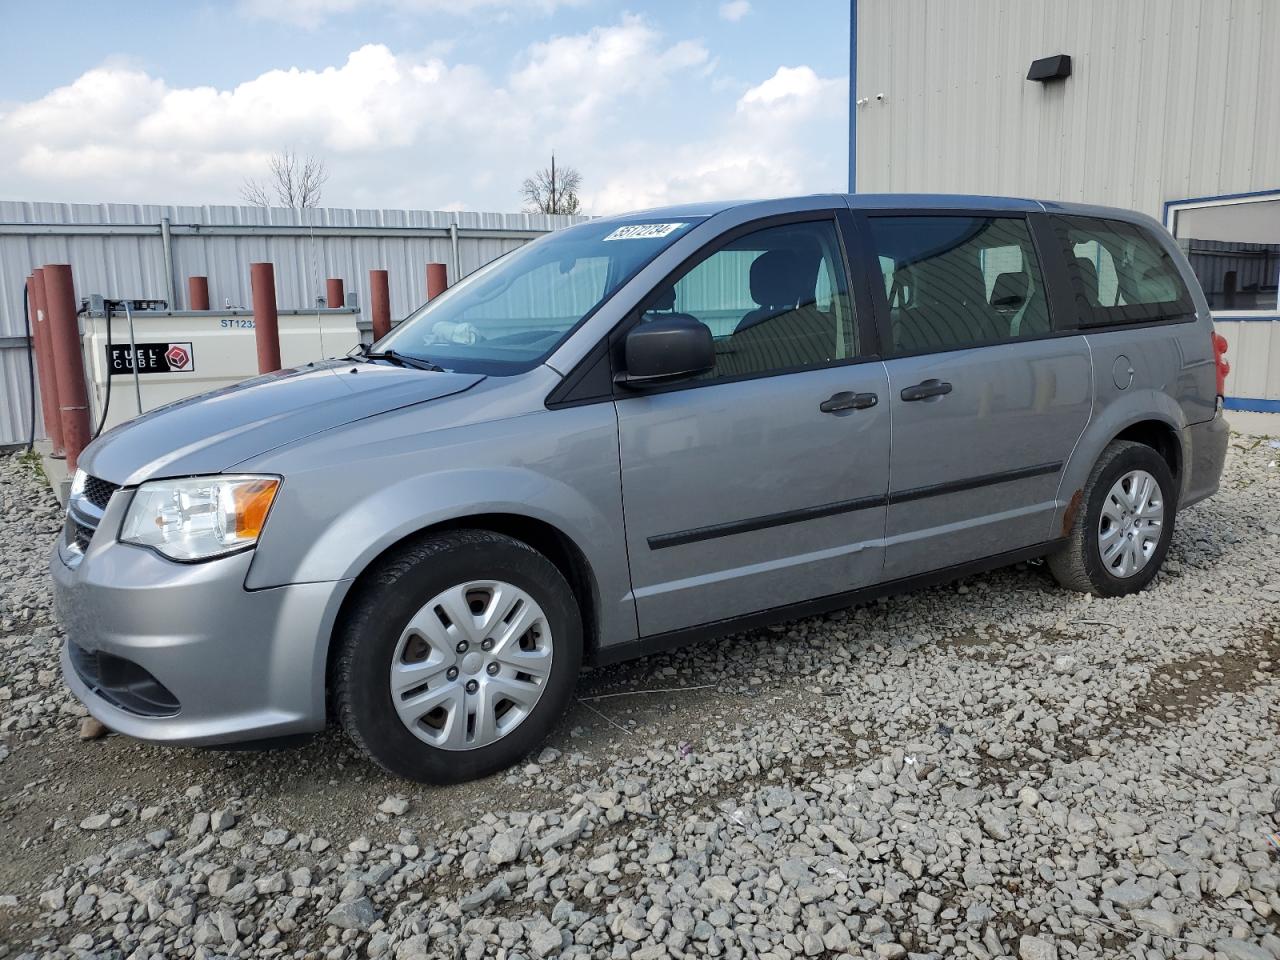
[1052,216,1194,325]
[641,220,857,381]
[867,216,1053,354]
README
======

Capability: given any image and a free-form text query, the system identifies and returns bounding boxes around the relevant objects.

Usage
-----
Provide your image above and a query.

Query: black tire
[1048,440,1177,597]
[335,529,582,784]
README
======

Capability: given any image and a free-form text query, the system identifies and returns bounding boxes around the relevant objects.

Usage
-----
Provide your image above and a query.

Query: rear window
[1052,216,1193,326]
[867,215,1053,354]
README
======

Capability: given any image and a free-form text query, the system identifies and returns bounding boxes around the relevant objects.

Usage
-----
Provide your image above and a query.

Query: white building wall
[854,0,1280,219]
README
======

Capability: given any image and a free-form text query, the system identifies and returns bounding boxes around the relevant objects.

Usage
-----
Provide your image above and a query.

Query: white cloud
[0,21,846,216]
[131,47,505,153]
[6,67,166,144]
[512,16,709,128]
[585,65,847,213]
[718,0,751,22]
[3,46,493,155]
[0,44,523,206]
[738,65,837,113]
[587,148,797,214]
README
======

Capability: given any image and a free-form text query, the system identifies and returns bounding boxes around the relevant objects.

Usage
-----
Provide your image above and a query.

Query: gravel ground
[1,436,1279,960]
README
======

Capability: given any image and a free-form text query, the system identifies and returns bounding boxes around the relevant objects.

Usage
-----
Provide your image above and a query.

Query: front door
[615,216,891,637]
[861,212,1093,580]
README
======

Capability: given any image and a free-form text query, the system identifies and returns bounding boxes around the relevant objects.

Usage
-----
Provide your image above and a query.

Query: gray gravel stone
[459,876,511,913]
[1131,909,1184,938]
[378,795,410,816]
[488,830,522,865]
[528,921,563,958]
[78,717,107,740]
[326,896,378,931]
[1215,940,1274,960]
[1105,879,1155,910]
[1019,935,1058,960]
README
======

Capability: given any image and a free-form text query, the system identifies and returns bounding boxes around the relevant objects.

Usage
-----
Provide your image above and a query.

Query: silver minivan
[52,194,1230,783]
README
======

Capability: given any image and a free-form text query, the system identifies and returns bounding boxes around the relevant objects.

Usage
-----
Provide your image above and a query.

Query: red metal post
[370,269,391,341]
[250,263,282,373]
[188,276,211,311]
[426,262,448,301]
[29,269,65,456]
[43,265,91,471]
[326,278,345,309]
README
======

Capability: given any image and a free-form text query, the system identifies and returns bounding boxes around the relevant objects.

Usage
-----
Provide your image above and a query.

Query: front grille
[67,642,180,717]
[69,517,94,551]
[65,474,120,556]
[82,476,120,511]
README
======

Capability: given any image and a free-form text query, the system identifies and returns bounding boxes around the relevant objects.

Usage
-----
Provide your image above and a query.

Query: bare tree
[241,149,330,209]
[521,155,582,215]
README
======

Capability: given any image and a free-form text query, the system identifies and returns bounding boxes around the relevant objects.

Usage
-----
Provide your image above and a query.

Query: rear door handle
[820,391,878,413]
[900,379,953,402]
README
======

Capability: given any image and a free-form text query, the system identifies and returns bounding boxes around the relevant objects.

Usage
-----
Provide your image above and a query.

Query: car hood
[79,360,485,486]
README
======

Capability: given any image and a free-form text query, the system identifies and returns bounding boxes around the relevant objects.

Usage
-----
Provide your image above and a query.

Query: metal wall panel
[1,348,39,448]
[0,202,583,445]
[854,0,1280,219]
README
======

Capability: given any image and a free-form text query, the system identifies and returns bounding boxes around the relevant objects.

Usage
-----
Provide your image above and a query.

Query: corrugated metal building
[0,203,583,446]
[850,0,1280,418]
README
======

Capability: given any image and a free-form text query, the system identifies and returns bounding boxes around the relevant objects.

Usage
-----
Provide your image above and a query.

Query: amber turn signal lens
[232,479,280,540]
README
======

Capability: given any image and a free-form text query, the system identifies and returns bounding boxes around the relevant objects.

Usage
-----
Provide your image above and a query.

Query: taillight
[1212,332,1230,398]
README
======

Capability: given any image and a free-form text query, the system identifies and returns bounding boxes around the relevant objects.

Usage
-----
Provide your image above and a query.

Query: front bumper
[51,524,347,746]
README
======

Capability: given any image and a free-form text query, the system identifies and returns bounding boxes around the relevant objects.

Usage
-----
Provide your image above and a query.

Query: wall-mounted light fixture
[1027,54,1072,82]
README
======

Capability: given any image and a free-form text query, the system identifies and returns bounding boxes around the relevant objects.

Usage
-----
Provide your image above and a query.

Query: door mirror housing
[617,316,715,387]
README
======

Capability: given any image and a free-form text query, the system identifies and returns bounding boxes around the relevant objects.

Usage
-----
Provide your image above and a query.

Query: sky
[0,0,851,216]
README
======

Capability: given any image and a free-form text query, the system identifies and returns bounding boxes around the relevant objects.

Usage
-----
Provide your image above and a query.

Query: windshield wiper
[363,349,445,372]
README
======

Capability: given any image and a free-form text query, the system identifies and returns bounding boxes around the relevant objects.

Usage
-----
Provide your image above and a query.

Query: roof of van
[847,193,1043,211]
[599,193,1157,226]
[840,194,1154,222]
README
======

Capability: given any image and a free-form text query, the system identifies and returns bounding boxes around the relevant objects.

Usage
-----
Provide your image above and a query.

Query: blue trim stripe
[1163,188,1280,228]
[1213,314,1280,323]
[1224,396,1280,414]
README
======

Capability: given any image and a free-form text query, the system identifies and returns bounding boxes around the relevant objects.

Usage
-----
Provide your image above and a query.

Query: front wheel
[1049,440,1177,597]
[335,530,582,783]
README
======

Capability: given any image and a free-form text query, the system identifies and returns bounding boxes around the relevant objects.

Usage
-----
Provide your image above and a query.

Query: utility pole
[550,153,557,214]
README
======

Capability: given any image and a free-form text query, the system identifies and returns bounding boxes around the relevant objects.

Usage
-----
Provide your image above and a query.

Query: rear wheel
[1049,440,1176,597]
[335,530,582,783]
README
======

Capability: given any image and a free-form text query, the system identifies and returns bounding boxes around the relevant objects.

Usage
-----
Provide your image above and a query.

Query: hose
[23,281,35,451]
[92,304,114,439]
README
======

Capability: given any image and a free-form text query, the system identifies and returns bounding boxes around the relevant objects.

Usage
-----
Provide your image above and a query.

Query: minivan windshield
[375,218,703,374]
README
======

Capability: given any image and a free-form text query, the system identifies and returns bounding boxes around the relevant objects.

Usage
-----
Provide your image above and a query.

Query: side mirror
[617,316,715,387]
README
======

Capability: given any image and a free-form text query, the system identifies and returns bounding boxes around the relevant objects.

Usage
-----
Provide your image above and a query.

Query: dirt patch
[1109,628,1278,735]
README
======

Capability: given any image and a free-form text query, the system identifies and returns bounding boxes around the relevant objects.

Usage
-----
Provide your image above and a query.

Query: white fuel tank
[79,306,362,433]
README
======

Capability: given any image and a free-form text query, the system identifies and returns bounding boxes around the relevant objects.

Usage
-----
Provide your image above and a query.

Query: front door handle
[900,379,953,402]
[820,391,878,413]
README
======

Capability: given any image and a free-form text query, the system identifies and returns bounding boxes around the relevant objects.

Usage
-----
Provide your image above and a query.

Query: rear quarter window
[1052,216,1194,327]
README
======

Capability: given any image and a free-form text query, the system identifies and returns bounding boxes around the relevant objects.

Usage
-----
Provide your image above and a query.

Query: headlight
[121,475,280,561]
[69,468,87,502]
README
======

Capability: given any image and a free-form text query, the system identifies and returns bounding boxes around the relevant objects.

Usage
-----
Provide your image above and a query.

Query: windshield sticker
[603,222,688,241]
